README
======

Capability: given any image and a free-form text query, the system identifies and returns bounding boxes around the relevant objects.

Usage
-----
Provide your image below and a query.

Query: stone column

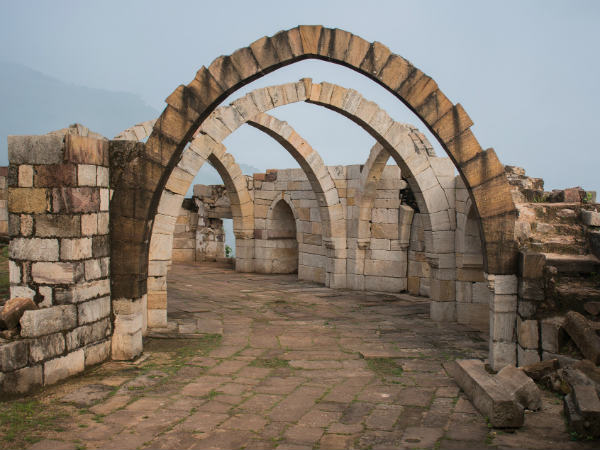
[5,127,112,391]
[488,274,518,370]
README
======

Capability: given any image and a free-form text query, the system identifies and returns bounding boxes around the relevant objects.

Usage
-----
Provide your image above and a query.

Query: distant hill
[0,61,158,165]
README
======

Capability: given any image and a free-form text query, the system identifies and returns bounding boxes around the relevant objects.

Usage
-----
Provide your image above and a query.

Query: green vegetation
[225,245,232,258]
[0,399,67,449]
[366,357,404,378]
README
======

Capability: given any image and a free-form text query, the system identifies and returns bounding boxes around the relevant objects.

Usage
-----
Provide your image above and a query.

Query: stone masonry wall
[1,126,111,394]
[0,167,8,239]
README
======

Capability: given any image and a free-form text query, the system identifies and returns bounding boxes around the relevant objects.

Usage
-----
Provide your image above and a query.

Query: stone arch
[130,80,465,309]
[115,126,254,328]
[258,195,300,274]
[110,26,517,366]
[192,80,455,291]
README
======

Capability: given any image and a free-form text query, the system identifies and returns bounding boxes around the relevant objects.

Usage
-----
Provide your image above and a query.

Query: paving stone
[59,383,113,407]
[284,424,325,444]
[220,413,268,431]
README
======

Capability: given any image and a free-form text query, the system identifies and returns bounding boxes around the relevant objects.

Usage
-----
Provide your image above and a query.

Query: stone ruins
[1,25,599,442]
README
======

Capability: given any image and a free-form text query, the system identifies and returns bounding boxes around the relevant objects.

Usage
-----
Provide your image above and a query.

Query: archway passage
[263,198,299,274]
[110,24,516,315]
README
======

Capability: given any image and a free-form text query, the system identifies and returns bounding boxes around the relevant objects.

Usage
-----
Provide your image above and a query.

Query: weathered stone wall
[2,125,111,394]
[0,167,8,238]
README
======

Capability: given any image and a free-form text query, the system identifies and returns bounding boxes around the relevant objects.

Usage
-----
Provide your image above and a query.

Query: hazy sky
[1,1,599,193]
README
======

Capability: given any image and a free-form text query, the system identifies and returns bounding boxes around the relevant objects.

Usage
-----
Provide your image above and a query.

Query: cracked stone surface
[16,262,599,449]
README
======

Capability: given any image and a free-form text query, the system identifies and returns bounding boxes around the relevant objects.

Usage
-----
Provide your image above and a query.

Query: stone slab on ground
[444,359,524,427]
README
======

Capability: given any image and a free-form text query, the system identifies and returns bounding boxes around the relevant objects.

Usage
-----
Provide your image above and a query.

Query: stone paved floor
[13,262,599,449]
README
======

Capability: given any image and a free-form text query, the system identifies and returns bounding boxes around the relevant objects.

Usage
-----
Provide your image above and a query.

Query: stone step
[530,203,582,225]
[530,239,588,255]
[543,253,600,274]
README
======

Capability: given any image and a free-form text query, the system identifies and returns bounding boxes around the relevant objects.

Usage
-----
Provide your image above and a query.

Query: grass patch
[249,357,290,369]
[0,399,67,449]
[366,358,404,377]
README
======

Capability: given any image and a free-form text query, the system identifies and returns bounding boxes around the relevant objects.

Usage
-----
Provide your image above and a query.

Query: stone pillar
[234,231,255,272]
[324,237,347,289]
[4,127,112,391]
[517,252,544,365]
[488,274,518,370]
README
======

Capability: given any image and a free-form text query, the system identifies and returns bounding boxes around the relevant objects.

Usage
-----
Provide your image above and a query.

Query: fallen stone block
[0,297,37,330]
[564,384,600,439]
[444,359,524,427]
[521,359,559,382]
[571,360,600,393]
[564,311,600,364]
[496,365,542,410]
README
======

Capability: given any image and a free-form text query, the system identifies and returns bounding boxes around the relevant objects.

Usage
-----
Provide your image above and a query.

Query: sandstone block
[430,301,456,322]
[517,318,539,349]
[65,318,111,351]
[35,214,81,237]
[0,364,42,394]
[430,279,455,301]
[488,274,518,295]
[496,365,542,410]
[44,349,85,385]
[582,210,600,227]
[60,238,92,260]
[97,212,109,234]
[81,213,98,236]
[55,279,110,304]
[490,341,517,370]
[364,259,406,277]
[32,262,79,284]
[490,311,516,342]
[10,238,59,262]
[84,258,102,280]
[10,285,35,300]
[29,333,65,363]
[364,275,406,292]
[0,340,28,371]
[8,134,63,165]
[444,359,523,427]
[52,187,99,213]
[84,339,110,367]
[517,345,540,367]
[78,164,97,186]
[18,165,33,187]
[20,305,77,337]
[490,294,517,313]
[96,166,109,187]
[78,296,110,325]
[564,311,600,364]
[64,134,108,166]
